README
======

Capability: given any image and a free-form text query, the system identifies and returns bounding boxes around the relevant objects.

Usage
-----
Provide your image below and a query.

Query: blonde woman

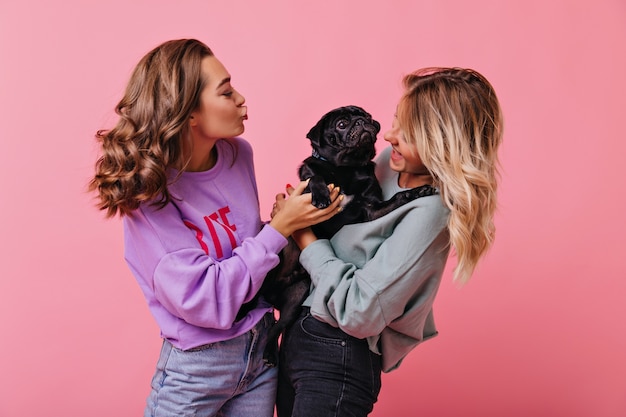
[274,67,504,417]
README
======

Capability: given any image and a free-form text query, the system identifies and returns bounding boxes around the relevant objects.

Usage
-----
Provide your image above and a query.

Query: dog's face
[306,105,381,166]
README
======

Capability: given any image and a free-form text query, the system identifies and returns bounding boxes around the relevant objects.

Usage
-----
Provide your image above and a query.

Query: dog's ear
[306,118,325,147]
[373,119,381,132]
[306,123,319,142]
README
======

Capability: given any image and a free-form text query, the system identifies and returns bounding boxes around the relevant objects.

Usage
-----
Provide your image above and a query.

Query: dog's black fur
[238,105,438,364]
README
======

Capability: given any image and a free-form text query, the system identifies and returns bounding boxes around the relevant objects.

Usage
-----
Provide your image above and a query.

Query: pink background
[1,1,625,416]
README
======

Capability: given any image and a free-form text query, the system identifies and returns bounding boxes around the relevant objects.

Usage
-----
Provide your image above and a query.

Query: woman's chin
[388,157,404,173]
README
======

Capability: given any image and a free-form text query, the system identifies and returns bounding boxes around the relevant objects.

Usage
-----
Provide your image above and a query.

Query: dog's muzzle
[348,124,377,146]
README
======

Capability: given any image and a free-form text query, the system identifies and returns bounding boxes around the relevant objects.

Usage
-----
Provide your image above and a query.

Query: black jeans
[277,308,382,417]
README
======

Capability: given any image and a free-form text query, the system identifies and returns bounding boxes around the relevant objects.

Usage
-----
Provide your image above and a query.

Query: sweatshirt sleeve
[124,204,287,330]
[300,197,449,339]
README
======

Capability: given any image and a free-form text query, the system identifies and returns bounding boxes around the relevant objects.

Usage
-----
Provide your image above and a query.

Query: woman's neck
[186,145,218,172]
[397,171,434,189]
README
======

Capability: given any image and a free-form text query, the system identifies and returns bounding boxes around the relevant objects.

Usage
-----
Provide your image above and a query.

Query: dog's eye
[336,119,348,130]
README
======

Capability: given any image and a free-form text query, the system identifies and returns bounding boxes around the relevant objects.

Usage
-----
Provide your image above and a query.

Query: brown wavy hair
[397,67,504,282]
[89,39,213,217]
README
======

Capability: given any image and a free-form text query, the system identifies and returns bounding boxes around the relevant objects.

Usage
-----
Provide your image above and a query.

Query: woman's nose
[236,90,246,106]
[383,129,395,143]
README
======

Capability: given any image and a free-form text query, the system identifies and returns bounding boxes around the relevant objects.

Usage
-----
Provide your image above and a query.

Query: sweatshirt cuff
[299,239,334,285]
[259,224,289,254]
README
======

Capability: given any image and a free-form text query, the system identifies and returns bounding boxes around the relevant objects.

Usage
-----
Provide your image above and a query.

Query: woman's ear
[189,114,197,127]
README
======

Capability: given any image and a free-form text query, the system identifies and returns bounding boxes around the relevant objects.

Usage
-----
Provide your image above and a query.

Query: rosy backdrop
[1,1,625,416]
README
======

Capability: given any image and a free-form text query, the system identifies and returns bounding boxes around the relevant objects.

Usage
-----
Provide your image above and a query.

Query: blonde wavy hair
[89,39,214,217]
[397,67,504,282]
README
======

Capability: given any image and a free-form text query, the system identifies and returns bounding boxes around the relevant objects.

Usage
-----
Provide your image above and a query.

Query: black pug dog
[238,105,437,364]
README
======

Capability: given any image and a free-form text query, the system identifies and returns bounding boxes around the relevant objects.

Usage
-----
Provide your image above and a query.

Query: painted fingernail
[286,183,293,189]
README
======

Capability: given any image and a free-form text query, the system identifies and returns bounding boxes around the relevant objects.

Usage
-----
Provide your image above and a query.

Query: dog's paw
[311,196,331,209]
[310,183,332,208]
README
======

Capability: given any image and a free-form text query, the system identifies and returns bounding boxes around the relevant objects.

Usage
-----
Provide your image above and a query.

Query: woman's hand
[269,180,342,238]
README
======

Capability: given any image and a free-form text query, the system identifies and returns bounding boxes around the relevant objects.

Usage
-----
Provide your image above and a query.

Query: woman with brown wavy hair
[89,38,340,417]
[274,67,504,416]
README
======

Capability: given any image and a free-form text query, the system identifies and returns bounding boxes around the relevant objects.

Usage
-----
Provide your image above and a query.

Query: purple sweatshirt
[123,137,287,350]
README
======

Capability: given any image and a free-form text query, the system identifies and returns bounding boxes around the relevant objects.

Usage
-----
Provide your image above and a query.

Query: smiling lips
[390,148,403,161]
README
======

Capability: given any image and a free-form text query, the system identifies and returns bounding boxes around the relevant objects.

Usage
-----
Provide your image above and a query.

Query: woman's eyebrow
[217,77,231,88]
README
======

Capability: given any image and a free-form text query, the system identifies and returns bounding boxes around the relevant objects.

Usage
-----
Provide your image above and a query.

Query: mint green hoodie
[300,146,450,372]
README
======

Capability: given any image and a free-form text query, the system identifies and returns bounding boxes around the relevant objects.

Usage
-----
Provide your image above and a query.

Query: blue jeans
[144,313,278,417]
[277,308,382,417]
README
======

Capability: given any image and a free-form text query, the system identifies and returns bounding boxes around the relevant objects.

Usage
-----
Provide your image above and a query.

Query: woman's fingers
[288,179,309,197]
[270,179,343,234]
[271,193,286,218]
